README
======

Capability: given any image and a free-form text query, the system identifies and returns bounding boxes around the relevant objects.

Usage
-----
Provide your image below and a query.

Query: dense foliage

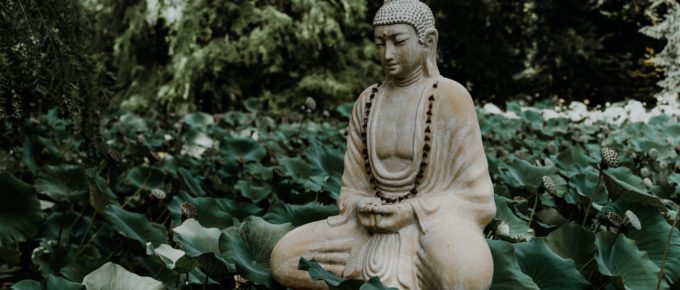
[1,101,679,289]
[0,0,111,151]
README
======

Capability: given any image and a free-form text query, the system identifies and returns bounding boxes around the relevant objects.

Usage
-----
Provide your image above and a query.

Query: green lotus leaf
[0,173,41,246]
[556,146,598,177]
[125,167,165,192]
[220,111,252,127]
[305,139,344,179]
[173,219,221,256]
[336,102,353,119]
[46,274,83,290]
[147,244,198,273]
[603,167,665,211]
[220,137,266,163]
[60,251,107,283]
[220,216,293,287]
[595,231,667,290]
[498,157,558,192]
[544,223,596,269]
[182,112,214,129]
[82,262,164,290]
[178,167,207,196]
[571,167,608,204]
[44,211,92,241]
[235,179,273,203]
[34,164,89,202]
[243,98,262,113]
[169,192,235,229]
[624,207,680,284]
[535,208,568,227]
[514,239,590,290]
[279,156,317,180]
[298,258,388,290]
[173,219,232,278]
[87,171,116,213]
[264,202,339,226]
[0,245,20,266]
[117,113,149,133]
[245,163,274,181]
[103,205,168,247]
[32,241,104,282]
[487,240,539,290]
[494,196,532,241]
[630,138,676,165]
[10,280,40,290]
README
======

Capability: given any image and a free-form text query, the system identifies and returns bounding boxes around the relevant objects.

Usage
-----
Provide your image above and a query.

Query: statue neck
[392,66,424,87]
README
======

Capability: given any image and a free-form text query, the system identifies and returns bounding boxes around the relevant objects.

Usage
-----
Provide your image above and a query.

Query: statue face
[374,24,426,79]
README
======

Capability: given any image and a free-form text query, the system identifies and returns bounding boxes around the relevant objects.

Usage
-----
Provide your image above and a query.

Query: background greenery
[1,0,679,289]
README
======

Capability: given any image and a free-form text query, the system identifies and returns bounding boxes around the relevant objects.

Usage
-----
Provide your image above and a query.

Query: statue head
[373,0,440,80]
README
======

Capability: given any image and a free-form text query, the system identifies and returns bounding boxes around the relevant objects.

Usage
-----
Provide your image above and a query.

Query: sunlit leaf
[82,262,164,290]
[220,216,293,287]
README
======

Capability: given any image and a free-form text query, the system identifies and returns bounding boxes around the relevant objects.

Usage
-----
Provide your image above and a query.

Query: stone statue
[270,0,496,289]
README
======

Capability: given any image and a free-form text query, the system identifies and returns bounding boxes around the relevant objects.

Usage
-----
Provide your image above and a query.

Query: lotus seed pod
[644,177,653,188]
[108,149,124,164]
[546,142,558,154]
[640,167,650,178]
[600,147,620,169]
[607,212,623,227]
[648,148,659,160]
[624,210,641,230]
[305,97,317,111]
[181,202,197,220]
[541,176,557,195]
[151,188,167,200]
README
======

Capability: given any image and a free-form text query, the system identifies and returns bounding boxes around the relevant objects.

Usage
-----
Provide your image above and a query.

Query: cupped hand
[356,197,415,233]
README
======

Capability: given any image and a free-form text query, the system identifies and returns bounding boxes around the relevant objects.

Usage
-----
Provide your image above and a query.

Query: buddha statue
[270,0,496,289]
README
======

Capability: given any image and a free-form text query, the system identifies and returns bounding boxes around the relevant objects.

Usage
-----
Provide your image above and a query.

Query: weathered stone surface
[271,1,495,289]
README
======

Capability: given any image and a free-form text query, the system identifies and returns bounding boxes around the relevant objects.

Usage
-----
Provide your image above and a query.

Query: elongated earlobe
[423,28,440,78]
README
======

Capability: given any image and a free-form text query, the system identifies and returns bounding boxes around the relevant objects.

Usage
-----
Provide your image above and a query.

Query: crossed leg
[416,225,493,290]
[270,217,370,290]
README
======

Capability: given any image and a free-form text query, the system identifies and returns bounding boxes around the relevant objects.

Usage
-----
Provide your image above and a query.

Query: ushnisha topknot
[373,0,436,43]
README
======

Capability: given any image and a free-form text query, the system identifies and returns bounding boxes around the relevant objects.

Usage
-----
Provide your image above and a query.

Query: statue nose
[384,43,395,62]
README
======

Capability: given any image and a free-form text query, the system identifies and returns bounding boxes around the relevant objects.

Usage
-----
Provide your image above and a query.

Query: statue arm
[328,87,374,226]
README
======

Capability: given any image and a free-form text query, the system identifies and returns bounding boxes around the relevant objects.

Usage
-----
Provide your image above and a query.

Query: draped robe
[271,77,496,290]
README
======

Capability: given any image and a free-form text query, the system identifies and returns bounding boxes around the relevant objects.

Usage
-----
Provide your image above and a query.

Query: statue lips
[385,62,399,73]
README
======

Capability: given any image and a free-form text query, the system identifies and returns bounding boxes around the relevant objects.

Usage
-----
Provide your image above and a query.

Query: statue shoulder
[355,82,383,102]
[436,78,476,114]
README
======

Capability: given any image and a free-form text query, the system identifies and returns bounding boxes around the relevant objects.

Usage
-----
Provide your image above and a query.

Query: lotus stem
[657,208,680,290]
[583,174,602,226]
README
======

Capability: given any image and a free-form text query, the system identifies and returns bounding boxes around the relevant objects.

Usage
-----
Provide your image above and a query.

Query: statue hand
[357,198,414,233]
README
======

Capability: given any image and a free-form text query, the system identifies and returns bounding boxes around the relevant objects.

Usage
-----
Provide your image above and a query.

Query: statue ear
[423,28,438,49]
[423,28,440,78]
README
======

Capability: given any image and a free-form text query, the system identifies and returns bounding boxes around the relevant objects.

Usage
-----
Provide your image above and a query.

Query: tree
[641,0,680,105]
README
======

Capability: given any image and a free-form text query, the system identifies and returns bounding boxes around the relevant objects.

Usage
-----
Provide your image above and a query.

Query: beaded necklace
[362,79,439,204]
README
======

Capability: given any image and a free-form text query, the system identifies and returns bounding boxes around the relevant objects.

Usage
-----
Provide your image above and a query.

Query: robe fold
[327,77,496,289]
